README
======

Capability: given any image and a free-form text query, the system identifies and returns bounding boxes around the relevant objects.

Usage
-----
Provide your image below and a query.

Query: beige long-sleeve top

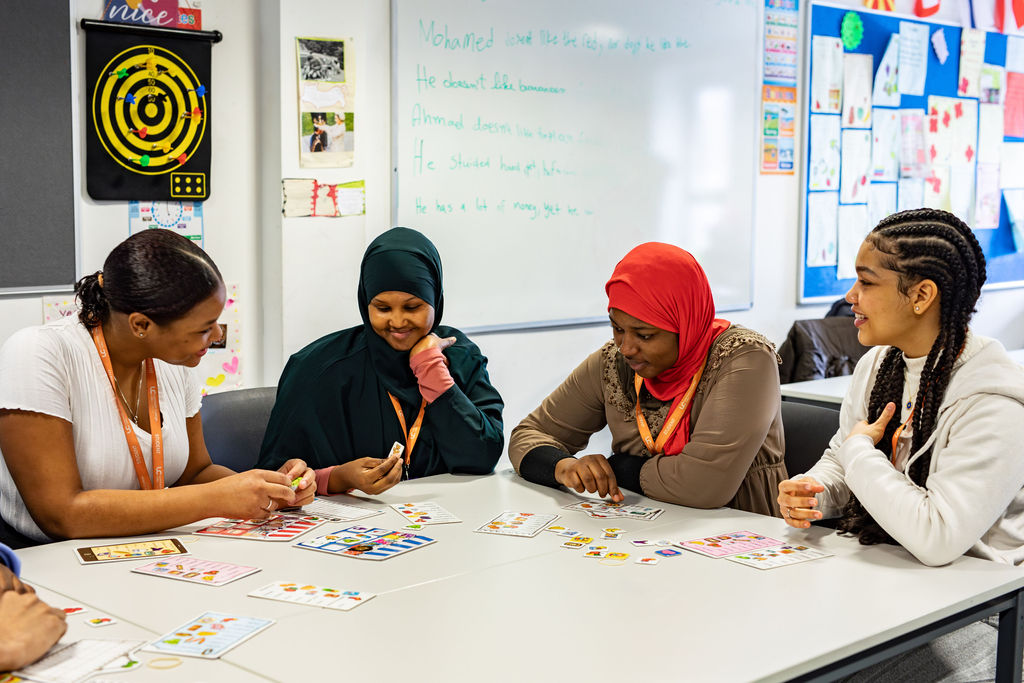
[509,326,786,517]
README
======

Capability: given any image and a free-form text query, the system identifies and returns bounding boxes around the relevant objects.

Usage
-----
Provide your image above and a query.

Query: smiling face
[609,308,679,379]
[143,283,226,367]
[368,291,436,351]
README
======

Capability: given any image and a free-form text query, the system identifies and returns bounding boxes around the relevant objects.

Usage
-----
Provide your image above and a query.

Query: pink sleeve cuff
[314,467,335,495]
[410,346,456,403]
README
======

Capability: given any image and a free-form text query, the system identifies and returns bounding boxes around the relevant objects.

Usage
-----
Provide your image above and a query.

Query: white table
[17,470,1024,682]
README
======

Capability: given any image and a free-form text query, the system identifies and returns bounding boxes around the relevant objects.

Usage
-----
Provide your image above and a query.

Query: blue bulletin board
[799,1,1024,302]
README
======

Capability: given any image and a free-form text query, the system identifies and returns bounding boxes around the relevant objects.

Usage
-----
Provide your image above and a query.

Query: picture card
[561,500,664,521]
[725,544,834,570]
[143,611,274,659]
[15,639,144,683]
[301,497,384,522]
[391,501,461,525]
[131,557,260,587]
[248,580,375,611]
[295,525,435,560]
[474,511,559,537]
[196,512,326,541]
[75,538,187,564]
[678,531,784,558]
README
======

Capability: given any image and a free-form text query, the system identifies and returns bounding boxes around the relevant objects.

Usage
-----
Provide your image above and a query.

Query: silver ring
[264,500,274,512]
[787,507,797,519]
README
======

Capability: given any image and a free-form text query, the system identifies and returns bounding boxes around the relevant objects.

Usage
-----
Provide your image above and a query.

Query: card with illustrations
[143,611,274,659]
[196,512,326,541]
[15,639,144,683]
[726,544,834,570]
[248,580,375,611]
[294,525,435,560]
[391,501,461,525]
[678,531,783,558]
[561,501,664,521]
[301,497,384,522]
[473,511,559,537]
[131,557,260,587]
[75,538,188,564]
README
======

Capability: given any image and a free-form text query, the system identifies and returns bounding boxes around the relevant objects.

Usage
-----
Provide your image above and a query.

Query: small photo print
[301,112,353,154]
[298,38,345,83]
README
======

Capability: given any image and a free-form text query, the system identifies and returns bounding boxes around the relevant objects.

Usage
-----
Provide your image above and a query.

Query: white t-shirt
[0,317,201,542]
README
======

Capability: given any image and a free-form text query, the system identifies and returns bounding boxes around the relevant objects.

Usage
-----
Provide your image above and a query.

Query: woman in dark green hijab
[256,227,504,495]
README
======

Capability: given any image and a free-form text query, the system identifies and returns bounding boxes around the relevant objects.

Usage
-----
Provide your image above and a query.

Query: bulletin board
[799,1,1024,303]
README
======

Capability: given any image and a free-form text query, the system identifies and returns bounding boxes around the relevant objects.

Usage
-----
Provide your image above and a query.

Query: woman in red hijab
[509,243,786,516]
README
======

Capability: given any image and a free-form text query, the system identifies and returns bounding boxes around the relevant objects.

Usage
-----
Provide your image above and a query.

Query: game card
[248,580,376,611]
[725,544,834,570]
[391,501,461,525]
[75,538,188,564]
[561,501,664,521]
[195,512,326,541]
[294,525,435,560]
[142,611,274,659]
[15,639,144,683]
[301,497,384,522]
[678,531,783,558]
[474,511,559,537]
[131,557,260,587]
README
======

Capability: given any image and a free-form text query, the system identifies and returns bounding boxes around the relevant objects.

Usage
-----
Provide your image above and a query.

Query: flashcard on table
[391,501,461,525]
[248,580,376,611]
[75,538,188,564]
[561,501,664,521]
[195,512,326,541]
[142,612,274,659]
[63,605,89,616]
[294,525,435,560]
[86,616,118,627]
[725,544,834,570]
[679,531,783,558]
[15,639,144,683]
[131,557,260,587]
[301,497,384,523]
[474,511,559,538]
[636,556,660,565]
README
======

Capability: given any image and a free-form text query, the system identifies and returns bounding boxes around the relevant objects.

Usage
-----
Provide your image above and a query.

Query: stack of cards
[562,501,664,521]
[132,557,260,587]
[16,640,144,682]
[679,531,833,570]
[295,525,435,560]
[391,501,461,526]
[196,513,326,541]
[474,511,559,537]
[301,498,384,523]
[249,581,375,611]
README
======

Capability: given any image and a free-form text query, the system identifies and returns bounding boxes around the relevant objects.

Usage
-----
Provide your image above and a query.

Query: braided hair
[75,230,223,329]
[836,209,986,545]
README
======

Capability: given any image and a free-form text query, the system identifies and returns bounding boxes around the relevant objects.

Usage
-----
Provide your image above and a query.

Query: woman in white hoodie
[777,208,1024,679]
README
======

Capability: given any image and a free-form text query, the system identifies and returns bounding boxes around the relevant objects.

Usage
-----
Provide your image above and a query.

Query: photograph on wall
[297,37,355,168]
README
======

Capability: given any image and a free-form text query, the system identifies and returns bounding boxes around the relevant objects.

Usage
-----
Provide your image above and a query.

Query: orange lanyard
[890,404,915,465]
[90,326,164,490]
[634,359,705,455]
[387,392,426,473]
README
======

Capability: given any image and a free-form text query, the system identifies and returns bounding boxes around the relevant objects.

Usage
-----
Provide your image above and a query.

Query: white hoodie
[800,333,1024,567]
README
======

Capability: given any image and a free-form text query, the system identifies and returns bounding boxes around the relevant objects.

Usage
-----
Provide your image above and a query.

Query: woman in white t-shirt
[0,230,315,547]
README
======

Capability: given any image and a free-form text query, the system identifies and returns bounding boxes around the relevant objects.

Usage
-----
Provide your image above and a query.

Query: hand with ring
[264,500,274,513]
[777,477,825,529]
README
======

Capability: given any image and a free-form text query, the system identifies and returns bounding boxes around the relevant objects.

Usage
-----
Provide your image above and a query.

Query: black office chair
[200,387,277,472]
[781,400,840,477]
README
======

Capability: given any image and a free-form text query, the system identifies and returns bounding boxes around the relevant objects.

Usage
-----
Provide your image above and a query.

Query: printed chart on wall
[297,37,355,168]
[392,0,761,328]
[800,2,1024,302]
[196,282,242,395]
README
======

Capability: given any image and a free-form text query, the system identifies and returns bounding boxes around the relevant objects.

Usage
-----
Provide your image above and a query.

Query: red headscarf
[605,243,730,455]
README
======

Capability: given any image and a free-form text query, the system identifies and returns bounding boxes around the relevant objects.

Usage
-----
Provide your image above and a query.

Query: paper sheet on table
[1005,72,1024,138]
[811,36,843,114]
[837,204,870,280]
[979,104,1004,164]
[958,28,986,97]
[975,163,1002,229]
[1003,143,1024,188]
[924,165,952,211]
[931,28,949,65]
[900,108,927,178]
[806,191,838,267]
[899,22,929,96]
[809,114,841,191]
[1007,36,1024,74]
[898,178,925,212]
[980,63,1005,105]
[1005,189,1024,252]
[840,129,872,204]
[949,164,976,224]
[873,34,901,107]
[872,108,901,181]
[843,53,873,128]
[868,182,898,229]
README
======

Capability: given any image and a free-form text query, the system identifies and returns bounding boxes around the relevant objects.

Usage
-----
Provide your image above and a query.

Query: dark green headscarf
[359,227,445,405]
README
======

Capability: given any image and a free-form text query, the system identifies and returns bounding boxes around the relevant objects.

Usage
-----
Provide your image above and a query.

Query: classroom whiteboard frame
[797,0,1024,304]
[389,0,761,334]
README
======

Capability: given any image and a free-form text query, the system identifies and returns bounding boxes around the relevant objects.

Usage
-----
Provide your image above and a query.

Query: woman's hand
[846,402,897,445]
[410,333,457,359]
[0,591,66,671]
[330,456,403,495]
[555,454,624,502]
[0,565,32,595]
[210,470,296,519]
[276,459,316,507]
[777,478,825,528]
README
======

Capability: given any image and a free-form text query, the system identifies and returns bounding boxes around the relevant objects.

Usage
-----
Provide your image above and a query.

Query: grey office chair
[200,387,277,472]
[781,400,841,478]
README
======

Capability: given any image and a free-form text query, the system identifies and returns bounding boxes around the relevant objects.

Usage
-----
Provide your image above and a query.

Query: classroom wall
[1,0,1022,466]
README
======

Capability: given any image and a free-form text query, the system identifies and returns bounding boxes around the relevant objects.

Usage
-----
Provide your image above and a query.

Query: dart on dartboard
[117,93,136,104]
[108,67,129,79]
[151,142,172,153]
[133,155,151,167]
[129,126,148,139]
[180,107,202,120]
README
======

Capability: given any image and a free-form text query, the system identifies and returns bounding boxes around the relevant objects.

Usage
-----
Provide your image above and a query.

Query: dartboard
[85,23,214,201]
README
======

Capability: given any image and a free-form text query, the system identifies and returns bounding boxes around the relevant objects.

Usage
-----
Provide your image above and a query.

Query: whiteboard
[392,0,760,330]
